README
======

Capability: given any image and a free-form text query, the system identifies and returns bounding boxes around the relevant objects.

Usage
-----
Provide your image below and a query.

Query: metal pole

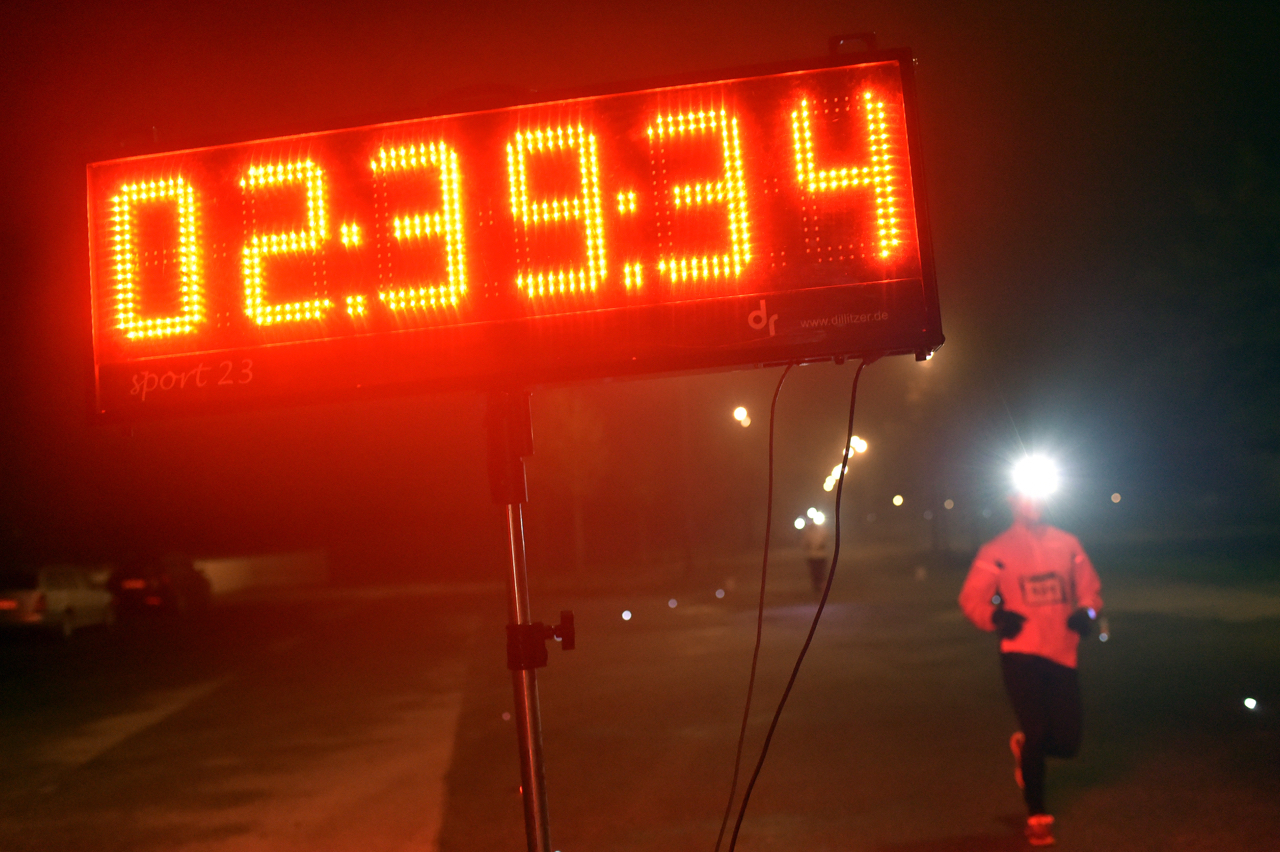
[487,390,552,852]
[504,502,552,852]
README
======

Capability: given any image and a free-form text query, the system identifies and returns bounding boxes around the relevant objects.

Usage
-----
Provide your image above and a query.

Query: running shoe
[1010,731,1025,790]
[1025,814,1055,846]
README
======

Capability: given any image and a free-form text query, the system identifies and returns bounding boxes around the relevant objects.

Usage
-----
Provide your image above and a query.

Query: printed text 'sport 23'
[87,49,941,418]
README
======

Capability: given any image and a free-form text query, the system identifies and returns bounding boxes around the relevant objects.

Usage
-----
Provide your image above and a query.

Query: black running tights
[1001,652,1082,815]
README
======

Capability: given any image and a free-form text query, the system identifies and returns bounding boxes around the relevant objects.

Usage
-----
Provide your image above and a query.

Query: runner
[959,468,1103,847]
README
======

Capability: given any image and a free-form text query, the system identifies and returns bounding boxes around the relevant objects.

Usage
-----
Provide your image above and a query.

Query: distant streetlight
[892,494,904,507]
[794,517,806,530]
[824,437,867,492]
[733,406,750,426]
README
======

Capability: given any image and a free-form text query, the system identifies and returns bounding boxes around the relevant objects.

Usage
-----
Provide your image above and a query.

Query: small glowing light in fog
[622,610,632,620]
[831,464,845,478]
[1244,697,1258,710]
[668,598,678,608]
[715,588,725,599]
[923,510,933,520]
[944,499,954,510]
[823,478,835,492]
[1012,455,1060,499]
[502,711,512,721]
[850,435,868,453]
[740,416,751,427]
[1099,631,1109,641]
[1111,493,1122,503]
[794,517,806,529]
[733,406,748,421]
[807,507,818,519]
[893,495,904,506]
[812,511,826,525]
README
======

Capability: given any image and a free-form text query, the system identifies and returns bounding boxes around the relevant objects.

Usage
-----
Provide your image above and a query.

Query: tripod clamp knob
[507,610,575,670]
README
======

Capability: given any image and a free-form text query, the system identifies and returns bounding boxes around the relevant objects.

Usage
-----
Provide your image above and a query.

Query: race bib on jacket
[1019,572,1068,607]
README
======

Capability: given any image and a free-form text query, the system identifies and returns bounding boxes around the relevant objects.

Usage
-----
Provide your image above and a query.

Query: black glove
[1067,607,1096,638]
[991,607,1026,639]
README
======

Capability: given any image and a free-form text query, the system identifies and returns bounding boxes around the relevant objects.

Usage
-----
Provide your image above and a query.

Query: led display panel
[87,50,941,418]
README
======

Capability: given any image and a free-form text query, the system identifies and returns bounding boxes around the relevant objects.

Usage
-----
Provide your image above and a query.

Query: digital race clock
[86,49,941,418]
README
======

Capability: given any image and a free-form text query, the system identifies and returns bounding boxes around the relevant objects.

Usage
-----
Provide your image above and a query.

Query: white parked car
[0,564,115,637]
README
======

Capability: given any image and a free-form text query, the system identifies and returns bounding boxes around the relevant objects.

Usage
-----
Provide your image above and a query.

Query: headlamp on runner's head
[1011,454,1060,500]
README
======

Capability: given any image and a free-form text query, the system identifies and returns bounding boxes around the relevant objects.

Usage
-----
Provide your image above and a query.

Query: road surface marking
[42,678,229,769]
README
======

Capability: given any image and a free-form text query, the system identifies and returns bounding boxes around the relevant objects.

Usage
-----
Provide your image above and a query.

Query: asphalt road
[1,552,1277,851]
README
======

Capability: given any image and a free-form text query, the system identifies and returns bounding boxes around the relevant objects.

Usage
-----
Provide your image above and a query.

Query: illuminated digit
[370,143,467,311]
[649,110,751,283]
[111,176,203,339]
[791,93,901,257]
[240,160,332,325]
[506,125,607,297]
[622,262,644,290]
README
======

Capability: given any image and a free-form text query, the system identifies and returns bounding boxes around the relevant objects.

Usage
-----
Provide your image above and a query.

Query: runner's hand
[991,608,1026,639]
[1067,607,1096,638]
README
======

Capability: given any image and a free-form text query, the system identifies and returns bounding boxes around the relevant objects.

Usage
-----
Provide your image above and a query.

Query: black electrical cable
[713,362,793,852]
[726,359,868,852]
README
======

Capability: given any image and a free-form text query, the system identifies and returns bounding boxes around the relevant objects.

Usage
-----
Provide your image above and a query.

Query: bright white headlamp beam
[1011,455,1060,499]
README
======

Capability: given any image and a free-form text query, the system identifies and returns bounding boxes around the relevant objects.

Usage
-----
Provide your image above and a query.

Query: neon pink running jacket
[959,522,1103,669]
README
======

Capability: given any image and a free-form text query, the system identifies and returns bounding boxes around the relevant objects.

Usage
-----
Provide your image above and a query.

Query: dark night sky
[1,1,1277,577]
